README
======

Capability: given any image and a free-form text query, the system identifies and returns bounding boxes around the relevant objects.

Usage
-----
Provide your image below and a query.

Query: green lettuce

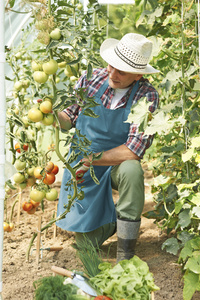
[90,256,159,300]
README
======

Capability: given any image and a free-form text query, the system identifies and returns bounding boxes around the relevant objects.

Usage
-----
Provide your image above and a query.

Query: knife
[51,265,97,297]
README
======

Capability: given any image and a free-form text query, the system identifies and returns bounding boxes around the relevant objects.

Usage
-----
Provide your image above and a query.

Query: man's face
[107,64,142,89]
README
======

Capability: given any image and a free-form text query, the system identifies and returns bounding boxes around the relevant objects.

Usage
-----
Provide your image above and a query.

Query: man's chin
[109,79,120,89]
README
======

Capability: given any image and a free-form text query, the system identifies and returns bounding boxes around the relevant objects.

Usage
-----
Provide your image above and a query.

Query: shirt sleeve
[124,86,159,158]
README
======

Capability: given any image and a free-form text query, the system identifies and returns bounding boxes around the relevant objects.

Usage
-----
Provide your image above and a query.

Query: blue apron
[57,79,139,232]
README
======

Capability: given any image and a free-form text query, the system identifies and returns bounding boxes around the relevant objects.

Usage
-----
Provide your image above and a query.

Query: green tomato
[33,71,49,83]
[58,61,67,68]
[50,28,61,40]
[31,61,42,71]
[19,182,27,189]
[30,189,45,202]
[14,81,23,91]
[27,166,35,176]
[64,65,74,77]
[45,188,58,201]
[13,173,25,184]
[42,59,58,75]
[77,3,83,10]
[41,113,54,126]
[28,107,44,122]
[14,160,26,171]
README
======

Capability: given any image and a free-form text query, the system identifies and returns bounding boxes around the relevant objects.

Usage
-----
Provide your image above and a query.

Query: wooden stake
[17,188,22,224]
[53,203,57,239]
[36,215,42,264]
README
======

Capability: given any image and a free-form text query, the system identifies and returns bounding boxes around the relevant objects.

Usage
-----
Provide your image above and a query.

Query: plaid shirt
[64,68,159,158]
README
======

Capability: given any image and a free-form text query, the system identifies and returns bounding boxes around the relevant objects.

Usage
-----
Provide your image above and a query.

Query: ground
[2,167,200,300]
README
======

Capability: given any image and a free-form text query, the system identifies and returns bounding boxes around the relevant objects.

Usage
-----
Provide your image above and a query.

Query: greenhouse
[1,0,200,299]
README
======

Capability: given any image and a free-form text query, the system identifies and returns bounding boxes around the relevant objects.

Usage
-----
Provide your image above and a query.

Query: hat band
[114,46,147,70]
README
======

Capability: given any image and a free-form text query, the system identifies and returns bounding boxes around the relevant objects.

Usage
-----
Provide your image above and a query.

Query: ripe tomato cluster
[21,161,59,214]
[22,199,40,215]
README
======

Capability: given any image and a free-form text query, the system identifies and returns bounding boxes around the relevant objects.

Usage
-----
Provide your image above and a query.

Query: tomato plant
[5,0,111,263]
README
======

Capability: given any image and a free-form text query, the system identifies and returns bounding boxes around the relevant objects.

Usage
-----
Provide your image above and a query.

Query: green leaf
[161,237,180,255]
[162,13,181,26]
[82,108,99,118]
[179,243,193,262]
[184,257,200,274]
[183,271,200,300]
[177,209,192,229]
[67,150,79,164]
[87,63,93,80]
[182,148,194,162]
[6,179,17,190]
[144,111,172,135]
[125,97,151,131]
[193,80,200,91]
[90,166,100,185]
[177,231,193,245]
[192,206,200,218]
[190,193,200,206]
[153,174,171,187]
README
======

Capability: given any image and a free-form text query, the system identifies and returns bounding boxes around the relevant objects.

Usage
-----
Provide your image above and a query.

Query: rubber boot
[116,218,141,263]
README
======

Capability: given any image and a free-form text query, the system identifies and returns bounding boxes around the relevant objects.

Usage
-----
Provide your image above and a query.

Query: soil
[2,167,200,300]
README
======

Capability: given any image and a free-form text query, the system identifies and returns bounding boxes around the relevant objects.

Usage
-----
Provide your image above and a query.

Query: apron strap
[125,80,139,112]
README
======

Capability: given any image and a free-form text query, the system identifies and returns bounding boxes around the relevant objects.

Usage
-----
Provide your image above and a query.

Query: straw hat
[100,33,159,74]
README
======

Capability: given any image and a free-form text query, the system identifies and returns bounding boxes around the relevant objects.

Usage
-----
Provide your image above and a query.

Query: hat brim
[100,38,160,75]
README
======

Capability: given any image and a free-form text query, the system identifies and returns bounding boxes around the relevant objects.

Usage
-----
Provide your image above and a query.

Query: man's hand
[75,160,90,184]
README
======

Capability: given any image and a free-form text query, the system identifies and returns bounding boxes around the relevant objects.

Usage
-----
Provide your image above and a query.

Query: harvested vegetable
[33,275,90,300]
[90,256,159,300]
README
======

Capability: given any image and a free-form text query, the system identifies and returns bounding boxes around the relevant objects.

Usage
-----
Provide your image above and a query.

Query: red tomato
[30,199,40,208]
[43,172,56,185]
[15,143,28,153]
[27,206,37,215]
[22,201,33,212]
[94,297,113,300]
[51,165,59,175]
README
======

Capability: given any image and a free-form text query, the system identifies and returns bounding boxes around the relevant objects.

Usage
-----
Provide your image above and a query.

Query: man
[57,33,159,262]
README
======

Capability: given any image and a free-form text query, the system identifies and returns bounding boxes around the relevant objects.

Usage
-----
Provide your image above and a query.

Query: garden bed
[2,174,200,300]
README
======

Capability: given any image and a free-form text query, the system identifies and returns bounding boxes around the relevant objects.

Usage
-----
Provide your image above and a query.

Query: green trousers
[75,160,144,247]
